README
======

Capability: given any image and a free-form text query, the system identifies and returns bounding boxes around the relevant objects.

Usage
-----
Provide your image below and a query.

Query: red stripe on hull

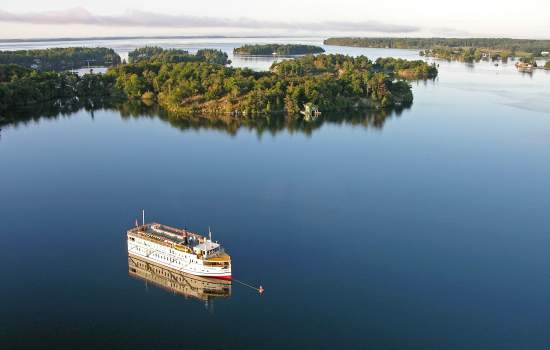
[204,275,232,280]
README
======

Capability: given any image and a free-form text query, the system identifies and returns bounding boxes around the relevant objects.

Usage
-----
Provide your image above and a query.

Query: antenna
[208,226,212,242]
[142,209,145,226]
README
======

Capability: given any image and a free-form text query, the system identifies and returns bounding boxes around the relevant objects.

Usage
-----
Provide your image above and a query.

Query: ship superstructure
[127,222,231,280]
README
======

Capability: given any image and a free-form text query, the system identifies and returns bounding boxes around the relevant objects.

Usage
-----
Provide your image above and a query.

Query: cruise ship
[128,253,231,303]
[127,221,231,280]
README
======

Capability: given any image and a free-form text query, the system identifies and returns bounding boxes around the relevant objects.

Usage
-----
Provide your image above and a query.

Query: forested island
[0,64,121,109]
[1,47,437,119]
[324,37,550,63]
[420,47,516,63]
[0,47,121,71]
[234,44,325,56]
[108,54,437,116]
[128,47,230,65]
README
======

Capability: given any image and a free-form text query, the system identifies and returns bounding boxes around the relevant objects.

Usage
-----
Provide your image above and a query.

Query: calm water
[1,38,550,349]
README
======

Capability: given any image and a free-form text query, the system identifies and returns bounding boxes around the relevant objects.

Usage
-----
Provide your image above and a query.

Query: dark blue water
[1,38,550,349]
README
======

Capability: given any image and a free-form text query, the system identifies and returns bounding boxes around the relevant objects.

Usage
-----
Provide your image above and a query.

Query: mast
[142,209,145,226]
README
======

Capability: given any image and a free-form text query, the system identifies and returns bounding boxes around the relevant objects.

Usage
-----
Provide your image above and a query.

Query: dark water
[1,38,550,349]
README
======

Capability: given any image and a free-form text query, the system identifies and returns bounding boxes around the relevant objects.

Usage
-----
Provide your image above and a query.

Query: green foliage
[545,61,550,70]
[108,54,433,116]
[374,58,438,79]
[128,47,166,63]
[0,64,120,113]
[234,44,325,56]
[324,37,550,55]
[0,47,121,71]
[519,55,537,65]
[128,47,229,65]
[141,91,155,100]
[0,64,32,82]
[195,49,231,65]
[419,47,519,63]
[1,50,435,119]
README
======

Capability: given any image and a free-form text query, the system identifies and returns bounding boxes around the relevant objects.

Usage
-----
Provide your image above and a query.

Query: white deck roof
[194,241,220,251]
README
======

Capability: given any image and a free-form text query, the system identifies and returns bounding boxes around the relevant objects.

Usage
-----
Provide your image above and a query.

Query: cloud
[0,7,419,33]
[427,27,473,37]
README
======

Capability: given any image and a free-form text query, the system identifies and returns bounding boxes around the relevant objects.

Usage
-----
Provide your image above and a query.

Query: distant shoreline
[324,37,550,63]
[0,35,321,44]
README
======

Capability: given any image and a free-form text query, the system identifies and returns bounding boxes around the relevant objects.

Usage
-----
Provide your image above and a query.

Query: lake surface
[1,37,550,350]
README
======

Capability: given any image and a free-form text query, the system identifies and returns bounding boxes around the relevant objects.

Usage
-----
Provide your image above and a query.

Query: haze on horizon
[0,0,549,40]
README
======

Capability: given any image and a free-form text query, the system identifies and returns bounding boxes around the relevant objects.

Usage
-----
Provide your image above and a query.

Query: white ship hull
[127,234,232,280]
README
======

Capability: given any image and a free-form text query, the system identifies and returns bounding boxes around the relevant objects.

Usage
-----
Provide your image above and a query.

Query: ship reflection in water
[128,253,231,311]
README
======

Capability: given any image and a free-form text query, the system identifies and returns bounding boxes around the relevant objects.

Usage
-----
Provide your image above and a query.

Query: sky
[0,0,549,40]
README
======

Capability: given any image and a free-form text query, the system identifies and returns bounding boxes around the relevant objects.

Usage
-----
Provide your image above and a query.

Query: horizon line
[1,34,550,45]
[0,34,322,44]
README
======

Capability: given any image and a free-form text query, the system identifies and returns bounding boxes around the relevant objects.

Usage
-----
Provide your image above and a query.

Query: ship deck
[129,223,203,242]
[127,223,230,261]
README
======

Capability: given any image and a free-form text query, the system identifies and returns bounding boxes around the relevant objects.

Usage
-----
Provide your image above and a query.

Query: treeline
[419,47,518,63]
[0,47,121,71]
[272,55,437,80]
[234,44,325,56]
[375,58,438,79]
[1,49,437,119]
[324,37,550,56]
[0,64,120,112]
[107,54,436,116]
[271,55,436,79]
[128,47,230,65]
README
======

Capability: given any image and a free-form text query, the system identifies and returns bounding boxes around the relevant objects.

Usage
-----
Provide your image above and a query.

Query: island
[324,37,550,63]
[0,47,121,71]
[108,54,437,116]
[128,47,230,65]
[233,44,325,56]
[0,64,120,111]
[1,48,438,119]
[373,57,438,79]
